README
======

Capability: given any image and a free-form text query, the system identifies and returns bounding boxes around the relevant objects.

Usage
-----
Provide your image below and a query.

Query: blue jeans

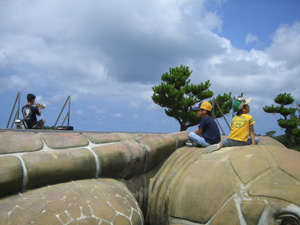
[188,132,210,147]
[222,137,259,147]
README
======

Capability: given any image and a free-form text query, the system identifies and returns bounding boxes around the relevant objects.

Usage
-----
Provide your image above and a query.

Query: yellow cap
[192,101,213,111]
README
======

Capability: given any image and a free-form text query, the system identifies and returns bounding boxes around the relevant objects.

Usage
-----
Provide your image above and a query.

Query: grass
[291,146,300,152]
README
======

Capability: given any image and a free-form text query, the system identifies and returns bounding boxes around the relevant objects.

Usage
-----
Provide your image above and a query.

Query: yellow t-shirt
[228,114,255,142]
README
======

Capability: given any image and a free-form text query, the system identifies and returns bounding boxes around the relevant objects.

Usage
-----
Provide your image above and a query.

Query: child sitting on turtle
[205,97,259,153]
[186,101,221,147]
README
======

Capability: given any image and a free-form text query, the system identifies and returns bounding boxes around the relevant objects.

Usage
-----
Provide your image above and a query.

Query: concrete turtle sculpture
[0,130,186,225]
[0,178,144,225]
[0,130,300,225]
[147,138,300,225]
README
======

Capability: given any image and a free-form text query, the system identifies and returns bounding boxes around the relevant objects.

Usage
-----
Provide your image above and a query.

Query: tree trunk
[180,123,187,131]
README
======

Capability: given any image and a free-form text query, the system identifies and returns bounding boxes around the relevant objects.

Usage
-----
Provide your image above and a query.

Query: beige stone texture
[22,148,96,188]
[92,138,151,178]
[137,134,177,171]
[0,156,23,197]
[147,137,300,225]
[0,178,144,225]
[0,131,43,154]
[170,131,189,147]
[0,131,185,198]
[267,145,300,179]
[210,201,240,225]
[257,136,286,147]
[122,140,147,177]
[116,132,144,140]
[93,142,134,178]
[230,146,271,184]
[1,130,300,225]
[39,132,89,149]
[241,200,265,225]
[249,170,300,204]
[82,132,121,144]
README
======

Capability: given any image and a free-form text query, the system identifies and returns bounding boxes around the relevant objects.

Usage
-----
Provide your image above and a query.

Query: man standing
[22,94,45,129]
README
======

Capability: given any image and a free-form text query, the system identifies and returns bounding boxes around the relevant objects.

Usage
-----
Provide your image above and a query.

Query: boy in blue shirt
[186,101,221,147]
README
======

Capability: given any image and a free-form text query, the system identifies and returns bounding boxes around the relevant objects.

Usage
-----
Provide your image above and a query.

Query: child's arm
[249,125,256,145]
[187,128,203,138]
[194,127,203,136]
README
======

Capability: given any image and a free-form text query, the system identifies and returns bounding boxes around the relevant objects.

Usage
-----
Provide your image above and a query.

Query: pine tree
[152,65,232,131]
[263,92,300,146]
[212,93,233,118]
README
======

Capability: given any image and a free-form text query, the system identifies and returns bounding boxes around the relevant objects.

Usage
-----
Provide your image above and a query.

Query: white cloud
[128,101,142,109]
[115,113,122,118]
[202,11,223,32]
[147,102,164,111]
[0,0,299,135]
[266,22,300,67]
[184,23,300,131]
[97,119,103,126]
[0,75,29,91]
[245,33,259,44]
[87,106,98,110]
[96,109,106,114]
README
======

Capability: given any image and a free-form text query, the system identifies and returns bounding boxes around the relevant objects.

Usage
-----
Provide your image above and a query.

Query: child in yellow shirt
[205,97,259,153]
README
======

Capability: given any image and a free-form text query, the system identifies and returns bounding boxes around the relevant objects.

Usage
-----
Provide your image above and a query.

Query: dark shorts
[31,120,45,129]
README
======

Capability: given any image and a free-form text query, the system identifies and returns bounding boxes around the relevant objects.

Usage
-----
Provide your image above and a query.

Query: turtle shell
[147,137,300,225]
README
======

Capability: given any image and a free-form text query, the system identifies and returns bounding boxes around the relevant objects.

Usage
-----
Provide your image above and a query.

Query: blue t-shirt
[198,116,221,144]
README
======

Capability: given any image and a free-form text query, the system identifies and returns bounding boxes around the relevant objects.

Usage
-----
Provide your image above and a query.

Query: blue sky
[0,0,299,136]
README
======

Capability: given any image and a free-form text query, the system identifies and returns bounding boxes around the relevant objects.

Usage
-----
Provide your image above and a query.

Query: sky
[0,0,300,136]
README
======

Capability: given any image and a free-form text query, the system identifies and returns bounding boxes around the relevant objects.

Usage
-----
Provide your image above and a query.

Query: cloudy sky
[1,0,299,136]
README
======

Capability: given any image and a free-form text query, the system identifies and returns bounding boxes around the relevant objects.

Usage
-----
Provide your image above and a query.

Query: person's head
[191,101,213,118]
[27,94,36,104]
[233,97,251,116]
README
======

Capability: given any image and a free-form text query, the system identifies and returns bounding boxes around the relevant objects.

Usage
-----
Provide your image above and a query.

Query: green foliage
[265,131,276,137]
[152,65,232,131]
[263,92,300,148]
[274,92,294,105]
[263,105,297,119]
[278,116,299,129]
[211,93,233,118]
[43,126,55,130]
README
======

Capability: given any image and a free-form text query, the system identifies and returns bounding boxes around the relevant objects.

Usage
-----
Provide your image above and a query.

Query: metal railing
[53,96,71,127]
[7,92,72,129]
[6,92,21,128]
[211,97,231,135]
